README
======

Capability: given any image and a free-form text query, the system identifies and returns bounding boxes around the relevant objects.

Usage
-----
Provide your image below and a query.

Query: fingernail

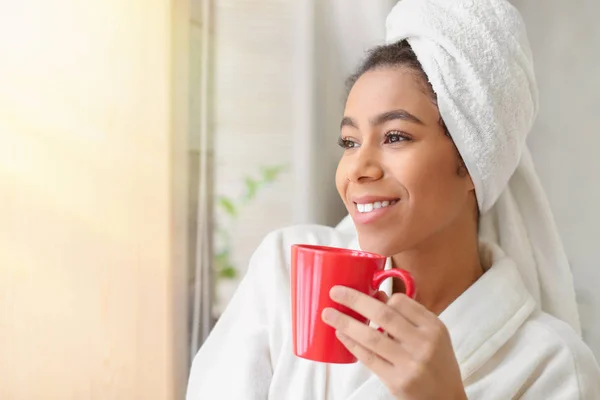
[335,331,348,341]
[322,307,337,323]
[330,286,345,300]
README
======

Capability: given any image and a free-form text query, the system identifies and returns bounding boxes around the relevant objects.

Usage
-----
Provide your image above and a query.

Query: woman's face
[336,66,475,256]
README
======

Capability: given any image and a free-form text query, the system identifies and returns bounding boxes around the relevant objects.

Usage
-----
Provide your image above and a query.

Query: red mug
[291,244,415,364]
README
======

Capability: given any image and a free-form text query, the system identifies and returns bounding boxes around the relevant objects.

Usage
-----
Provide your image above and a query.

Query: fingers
[322,307,409,365]
[375,290,389,303]
[334,331,392,378]
[329,286,419,341]
[385,292,435,326]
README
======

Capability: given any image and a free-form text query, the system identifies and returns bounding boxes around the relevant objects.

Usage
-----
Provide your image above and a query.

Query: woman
[187,0,600,398]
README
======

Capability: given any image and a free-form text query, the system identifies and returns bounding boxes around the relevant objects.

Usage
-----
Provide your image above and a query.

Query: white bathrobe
[187,225,600,400]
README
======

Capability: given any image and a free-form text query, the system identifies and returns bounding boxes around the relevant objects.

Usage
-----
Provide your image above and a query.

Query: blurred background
[1,0,599,399]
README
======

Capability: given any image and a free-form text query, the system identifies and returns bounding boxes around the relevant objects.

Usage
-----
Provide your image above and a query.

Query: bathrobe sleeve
[186,230,289,400]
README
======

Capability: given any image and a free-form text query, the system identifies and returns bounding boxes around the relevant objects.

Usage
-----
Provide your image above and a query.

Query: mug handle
[371,268,416,299]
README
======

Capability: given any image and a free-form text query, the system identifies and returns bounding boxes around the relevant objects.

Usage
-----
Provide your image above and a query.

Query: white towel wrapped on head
[339,0,581,334]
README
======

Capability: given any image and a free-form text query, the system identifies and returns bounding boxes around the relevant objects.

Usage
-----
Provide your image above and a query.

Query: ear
[457,163,476,192]
[465,171,475,192]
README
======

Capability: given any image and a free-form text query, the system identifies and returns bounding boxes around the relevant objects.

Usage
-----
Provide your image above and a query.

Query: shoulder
[240,224,358,322]
[512,311,600,397]
[519,312,596,366]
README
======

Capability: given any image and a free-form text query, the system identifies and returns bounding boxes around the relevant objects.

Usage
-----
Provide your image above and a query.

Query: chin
[356,232,408,257]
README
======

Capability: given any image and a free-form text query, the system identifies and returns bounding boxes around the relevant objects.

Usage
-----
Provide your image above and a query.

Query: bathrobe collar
[347,237,536,380]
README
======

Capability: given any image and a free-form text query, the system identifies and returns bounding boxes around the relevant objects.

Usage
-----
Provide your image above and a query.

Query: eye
[337,137,359,149]
[384,131,411,144]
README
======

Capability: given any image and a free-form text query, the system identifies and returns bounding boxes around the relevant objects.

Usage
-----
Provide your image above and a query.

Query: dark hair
[346,40,455,143]
[347,40,480,222]
[347,41,434,103]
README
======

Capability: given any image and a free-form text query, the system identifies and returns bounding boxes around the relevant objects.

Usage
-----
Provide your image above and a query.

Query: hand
[321,287,466,400]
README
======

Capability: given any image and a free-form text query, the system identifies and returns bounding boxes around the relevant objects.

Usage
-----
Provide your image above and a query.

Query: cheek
[401,147,466,217]
[335,159,347,201]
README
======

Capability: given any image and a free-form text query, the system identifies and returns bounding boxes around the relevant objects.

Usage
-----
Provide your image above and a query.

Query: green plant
[214,165,286,280]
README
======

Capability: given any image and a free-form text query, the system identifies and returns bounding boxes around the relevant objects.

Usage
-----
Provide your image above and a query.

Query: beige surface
[0,0,188,399]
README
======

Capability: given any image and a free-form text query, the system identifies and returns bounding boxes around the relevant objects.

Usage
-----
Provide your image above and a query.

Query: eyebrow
[340,109,424,130]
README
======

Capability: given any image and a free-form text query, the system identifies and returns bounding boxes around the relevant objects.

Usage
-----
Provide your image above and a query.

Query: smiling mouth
[355,199,399,214]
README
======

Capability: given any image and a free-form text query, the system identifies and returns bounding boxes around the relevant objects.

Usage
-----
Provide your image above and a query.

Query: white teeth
[356,200,396,213]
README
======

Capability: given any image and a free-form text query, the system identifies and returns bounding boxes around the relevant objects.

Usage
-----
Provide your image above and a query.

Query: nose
[347,146,384,183]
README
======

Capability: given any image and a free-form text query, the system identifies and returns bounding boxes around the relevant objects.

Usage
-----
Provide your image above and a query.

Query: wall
[512,0,600,358]
[0,1,188,399]
[209,0,298,312]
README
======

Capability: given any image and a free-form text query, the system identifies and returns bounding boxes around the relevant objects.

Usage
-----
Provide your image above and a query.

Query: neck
[391,219,483,315]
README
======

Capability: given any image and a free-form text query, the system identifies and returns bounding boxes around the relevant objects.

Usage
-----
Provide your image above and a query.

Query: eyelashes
[337,130,412,149]
[384,131,411,144]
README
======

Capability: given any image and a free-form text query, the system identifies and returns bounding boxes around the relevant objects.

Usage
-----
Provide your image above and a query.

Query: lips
[350,195,400,205]
[349,195,400,224]
[356,199,399,213]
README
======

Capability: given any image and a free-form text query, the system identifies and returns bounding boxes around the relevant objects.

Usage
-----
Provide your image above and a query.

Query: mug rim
[292,244,385,260]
